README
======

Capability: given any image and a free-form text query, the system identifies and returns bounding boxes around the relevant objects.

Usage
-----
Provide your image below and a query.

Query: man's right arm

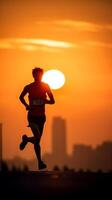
[19,86,30,110]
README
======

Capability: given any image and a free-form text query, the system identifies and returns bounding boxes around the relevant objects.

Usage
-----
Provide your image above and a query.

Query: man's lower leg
[34,142,47,170]
[34,142,42,163]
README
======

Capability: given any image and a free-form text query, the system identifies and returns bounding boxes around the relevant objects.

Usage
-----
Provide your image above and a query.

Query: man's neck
[34,79,41,84]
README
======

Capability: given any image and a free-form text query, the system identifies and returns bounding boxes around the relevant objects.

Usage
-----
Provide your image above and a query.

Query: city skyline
[3,117,112,172]
[1,115,112,161]
[5,139,112,172]
[44,117,112,171]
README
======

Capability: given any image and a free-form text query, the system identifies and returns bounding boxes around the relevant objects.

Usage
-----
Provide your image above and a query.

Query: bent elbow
[49,99,55,104]
[19,95,21,100]
[19,95,23,102]
[52,99,55,104]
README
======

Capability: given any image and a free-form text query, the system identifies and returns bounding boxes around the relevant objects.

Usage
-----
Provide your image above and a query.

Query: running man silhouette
[19,67,55,170]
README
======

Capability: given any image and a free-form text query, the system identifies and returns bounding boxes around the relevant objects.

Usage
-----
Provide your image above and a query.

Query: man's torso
[26,82,48,116]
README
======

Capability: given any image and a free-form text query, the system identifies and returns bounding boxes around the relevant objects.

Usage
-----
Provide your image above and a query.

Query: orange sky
[0,0,112,160]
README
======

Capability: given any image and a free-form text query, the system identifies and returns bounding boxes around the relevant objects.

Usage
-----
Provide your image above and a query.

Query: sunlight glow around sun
[42,69,65,90]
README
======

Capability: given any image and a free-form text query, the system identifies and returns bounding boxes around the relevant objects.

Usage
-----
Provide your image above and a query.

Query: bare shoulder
[24,82,33,90]
[42,82,50,90]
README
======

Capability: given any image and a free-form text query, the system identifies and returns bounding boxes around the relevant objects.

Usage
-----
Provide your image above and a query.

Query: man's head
[32,67,44,81]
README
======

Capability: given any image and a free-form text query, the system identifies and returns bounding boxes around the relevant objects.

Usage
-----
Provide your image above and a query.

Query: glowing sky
[0,0,112,160]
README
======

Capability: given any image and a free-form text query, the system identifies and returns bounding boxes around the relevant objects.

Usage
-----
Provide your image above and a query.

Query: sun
[42,69,65,90]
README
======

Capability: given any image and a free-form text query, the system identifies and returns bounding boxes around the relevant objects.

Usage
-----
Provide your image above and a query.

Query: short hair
[32,67,43,77]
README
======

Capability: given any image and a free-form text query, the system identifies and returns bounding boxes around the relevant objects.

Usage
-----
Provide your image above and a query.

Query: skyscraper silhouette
[52,117,67,165]
[0,123,2,170]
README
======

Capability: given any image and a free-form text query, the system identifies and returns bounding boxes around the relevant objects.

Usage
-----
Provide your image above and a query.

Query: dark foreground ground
[0,170,112,199]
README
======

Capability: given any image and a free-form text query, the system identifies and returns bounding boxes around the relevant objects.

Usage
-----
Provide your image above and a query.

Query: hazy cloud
[0,38,112,51]
[36,20,112,32]
[0,38,75,51]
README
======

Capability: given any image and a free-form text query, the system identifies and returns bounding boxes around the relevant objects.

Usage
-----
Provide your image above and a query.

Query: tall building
[0,123,2,170]
[51,117,67,165]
